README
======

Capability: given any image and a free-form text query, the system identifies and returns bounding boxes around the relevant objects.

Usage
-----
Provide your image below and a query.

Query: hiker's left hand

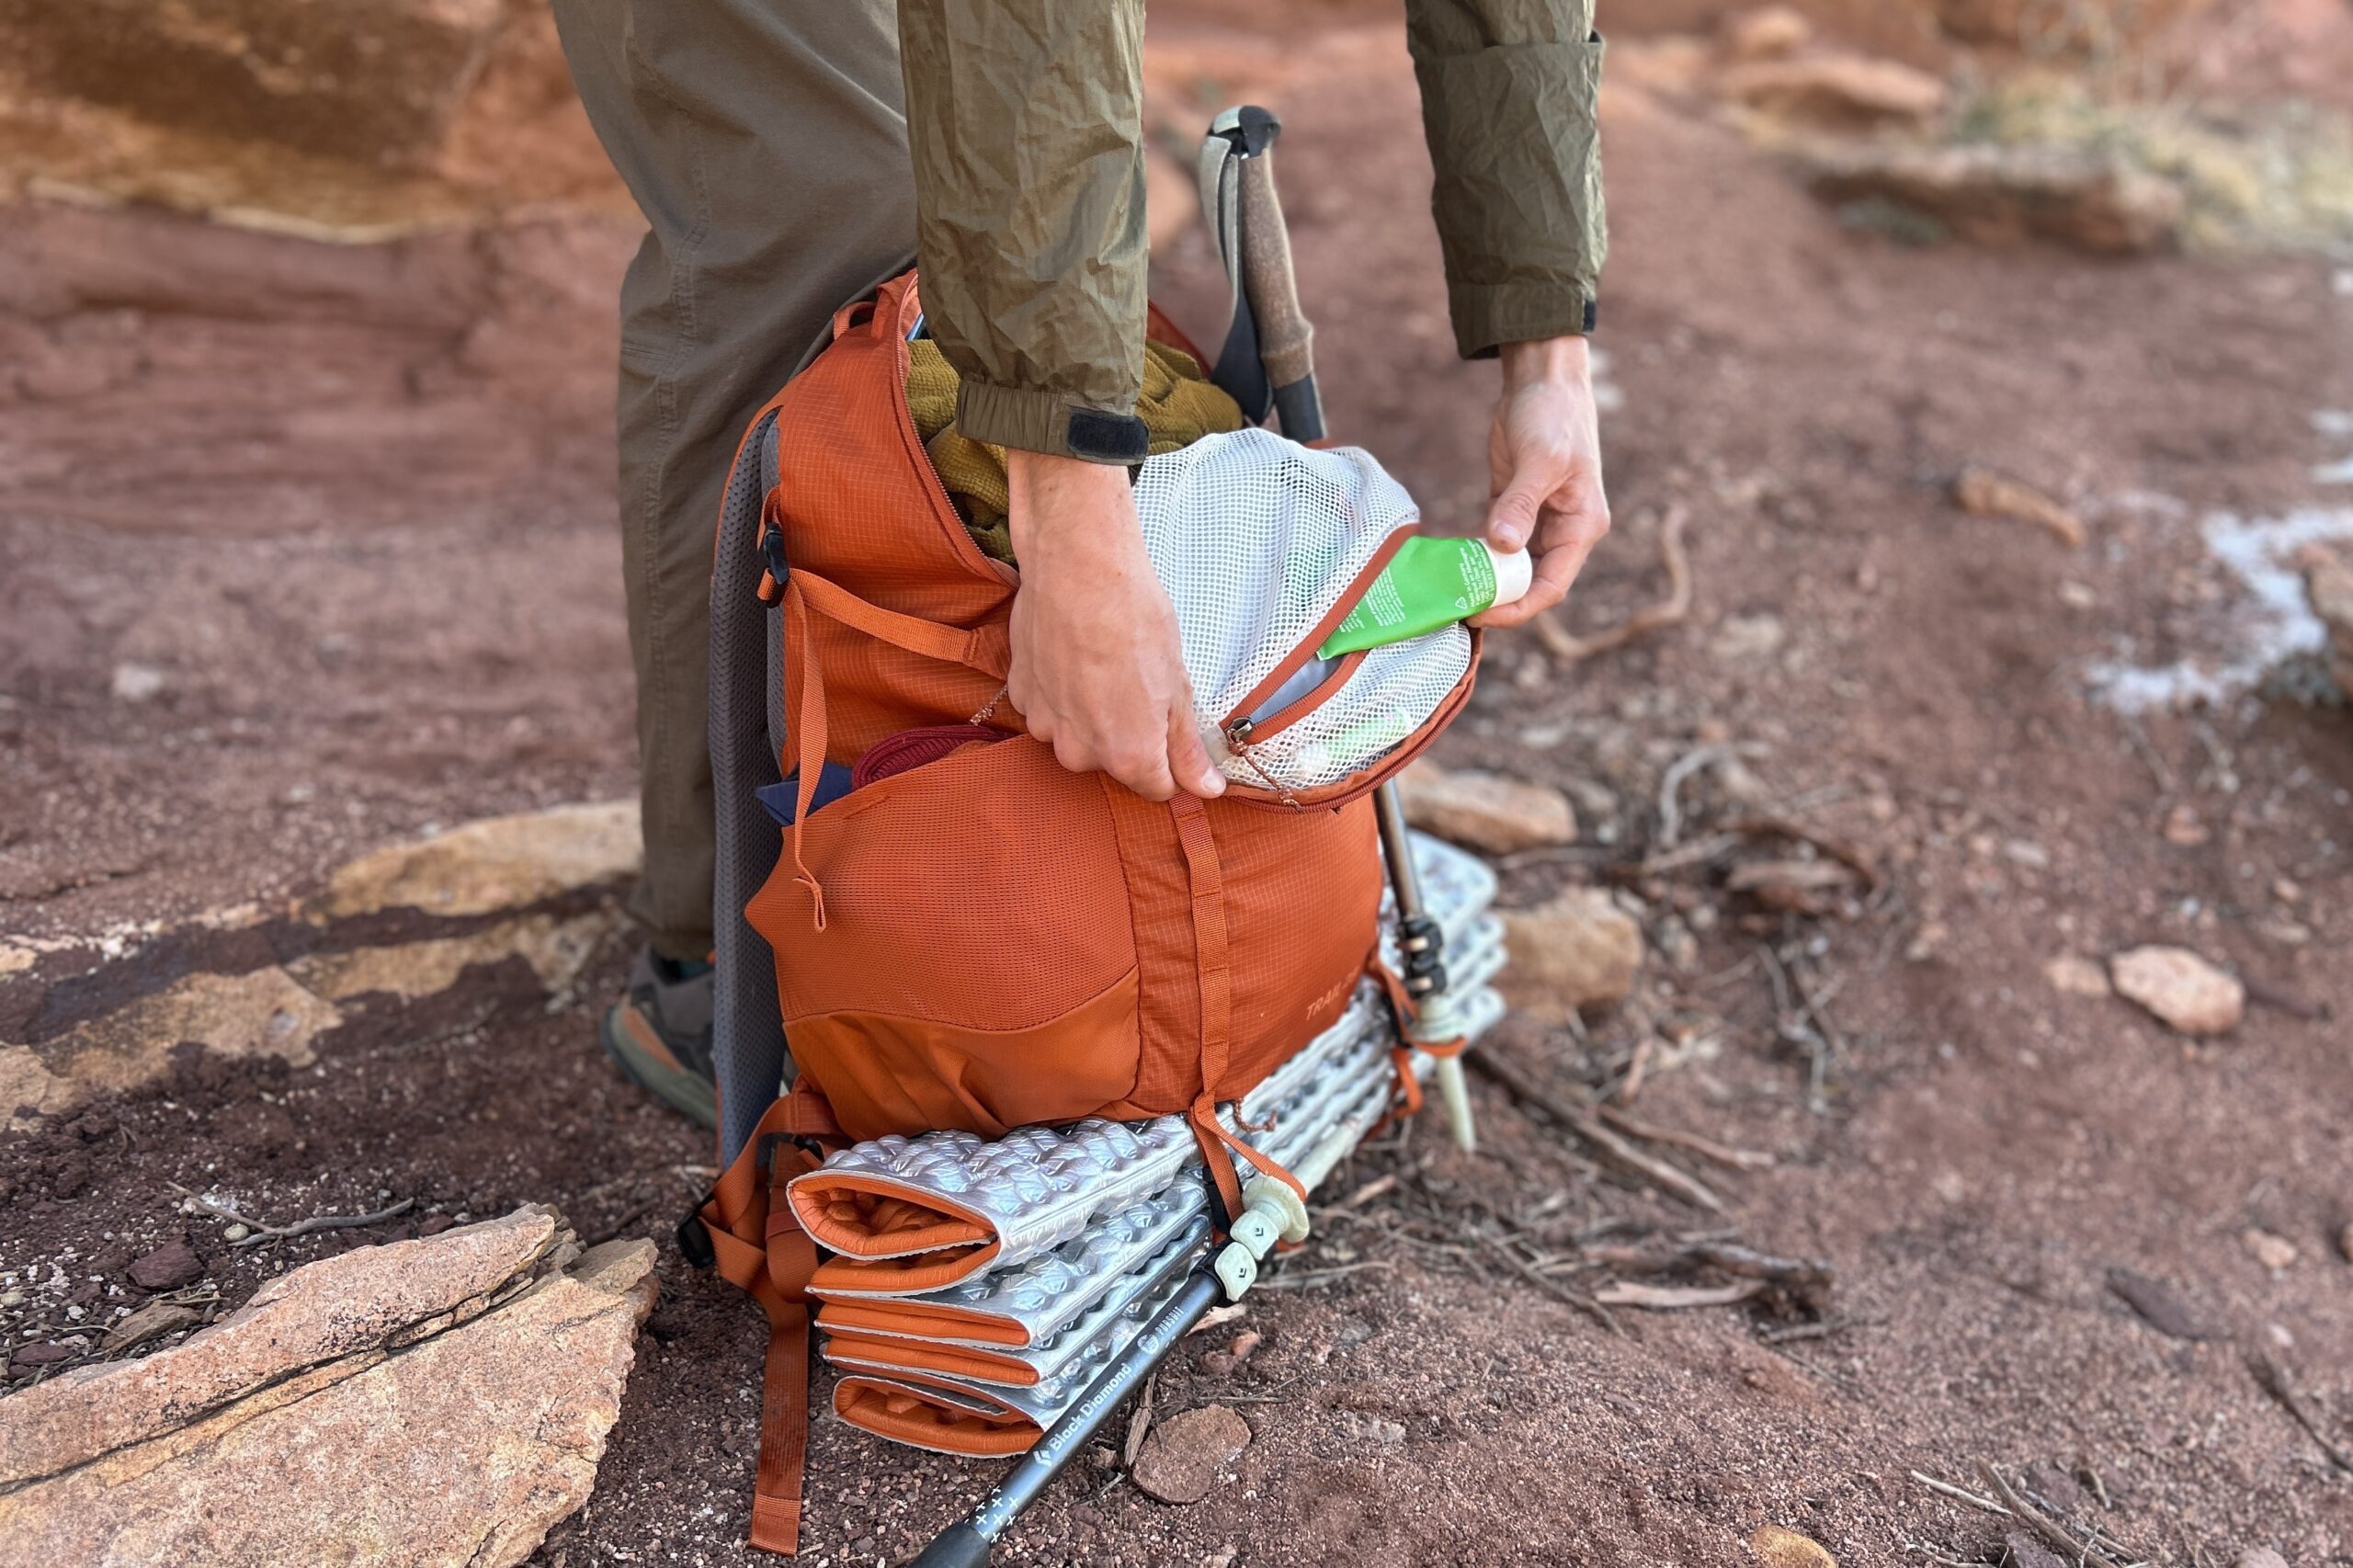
[1473,335,1609,629]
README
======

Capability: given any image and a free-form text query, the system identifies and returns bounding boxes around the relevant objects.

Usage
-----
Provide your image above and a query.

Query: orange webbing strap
[752,1191,818,1554]
[1167,795,1307,1225]
[699,1092,835,1557]
[782,582,830,931]
[790,570,1011,681]
[1366,956,1451,1129]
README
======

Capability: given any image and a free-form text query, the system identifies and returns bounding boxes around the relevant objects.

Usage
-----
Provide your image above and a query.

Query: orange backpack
[690,271,1478,1553]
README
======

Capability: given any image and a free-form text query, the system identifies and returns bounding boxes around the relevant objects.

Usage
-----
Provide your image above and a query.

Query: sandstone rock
[2243,1229,2299,1271]
[1953,467,2086,547]
[124,1237,205,1292]
[310,800,640,920]
[1809,143,2186,255]
[0,1207,654,1567]
[1498,891,1644,1023]
[0,0,510,165]
[1722,54,1948,128]
[1131,1403,1252,1506]
[2043,955,2111,998]
[2109,946,2243,1036]
[1726,858,1861,916]
[2236,1550,2290,1568]
[288,912,608,1004]
[1751,1524,1836,1568]
[2106,1267,2222,1342]
[1722,6,1812,60]
[6,967,342,1131]
[1396,762,1577,856]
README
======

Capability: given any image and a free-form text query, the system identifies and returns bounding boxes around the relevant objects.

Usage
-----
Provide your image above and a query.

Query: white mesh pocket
[1132,428,1470,792]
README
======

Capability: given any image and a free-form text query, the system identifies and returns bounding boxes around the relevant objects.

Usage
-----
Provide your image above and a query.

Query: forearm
[897,0,1151,462]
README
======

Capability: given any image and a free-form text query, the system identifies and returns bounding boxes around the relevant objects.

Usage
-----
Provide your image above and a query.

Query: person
[551,0,1612,1124]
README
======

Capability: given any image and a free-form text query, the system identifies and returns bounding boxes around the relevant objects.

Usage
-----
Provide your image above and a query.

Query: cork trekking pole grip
[1233,131,1326,442]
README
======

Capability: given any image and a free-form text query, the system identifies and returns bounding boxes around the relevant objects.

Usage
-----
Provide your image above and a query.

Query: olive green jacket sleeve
[897,0,1154,464]
[897,0,1604,461]
[1406,0,1607,360]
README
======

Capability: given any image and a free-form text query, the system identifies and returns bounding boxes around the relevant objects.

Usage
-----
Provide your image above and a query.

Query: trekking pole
[1199,106,1324,441]
[907,1118,1366,1568]
[1375,780,1477,1153]
[1207,104,1476,1153]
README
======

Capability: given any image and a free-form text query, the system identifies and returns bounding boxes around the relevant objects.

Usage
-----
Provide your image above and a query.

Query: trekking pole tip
[906,1522,994,1568]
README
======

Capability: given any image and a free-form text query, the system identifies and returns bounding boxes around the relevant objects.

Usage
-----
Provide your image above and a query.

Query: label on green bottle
[1317,537,1499,660]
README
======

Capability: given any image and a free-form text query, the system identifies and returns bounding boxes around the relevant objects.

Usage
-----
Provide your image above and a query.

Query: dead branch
[1727,814,1882,891]
[1656,742,1734,850]
[1975,1461,2126,1568]
[1911,1470,2009,1517]
[1756,1312,1885,1346]
[1122,1370,1159,1467]
[1585,1239,1835,1315]
[2249,1350,2353,1474]
[1592,1280,1763,1311]
[1482,1233,1623,1335]
[1594,1106,1776,1172]
[171,1183,415,1247]
[1532,504,1692,663]
[1468,1051,1726,1213]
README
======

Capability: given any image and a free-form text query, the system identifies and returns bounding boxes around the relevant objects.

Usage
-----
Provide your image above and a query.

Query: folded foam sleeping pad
[820,981,1507,1452]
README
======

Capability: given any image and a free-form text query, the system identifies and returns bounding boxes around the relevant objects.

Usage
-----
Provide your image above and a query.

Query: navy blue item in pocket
[756,762,856,827]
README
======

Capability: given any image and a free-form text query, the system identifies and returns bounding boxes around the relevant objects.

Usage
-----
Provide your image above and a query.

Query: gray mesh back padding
[710,409,789,1167]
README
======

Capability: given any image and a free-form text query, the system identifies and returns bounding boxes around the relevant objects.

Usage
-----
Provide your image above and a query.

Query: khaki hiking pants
[551,0,917,961]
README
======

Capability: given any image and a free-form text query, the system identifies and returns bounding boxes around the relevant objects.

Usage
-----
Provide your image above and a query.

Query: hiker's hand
[1475,335,1610,629]
[1006,450,1225,802]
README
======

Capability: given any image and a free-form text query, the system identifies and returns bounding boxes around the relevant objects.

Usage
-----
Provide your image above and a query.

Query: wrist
[1498,335,1590,389]
[1006,449,1136,560]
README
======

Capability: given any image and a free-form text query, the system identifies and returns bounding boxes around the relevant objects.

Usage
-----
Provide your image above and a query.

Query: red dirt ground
[5,7,2352,1567]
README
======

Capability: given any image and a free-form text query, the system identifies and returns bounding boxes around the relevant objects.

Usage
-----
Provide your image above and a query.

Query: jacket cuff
[955,378,1148,465]
[1449,282,1598,361]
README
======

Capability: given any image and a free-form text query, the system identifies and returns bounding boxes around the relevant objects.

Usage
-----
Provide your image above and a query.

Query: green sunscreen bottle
[1318,537,1532,660]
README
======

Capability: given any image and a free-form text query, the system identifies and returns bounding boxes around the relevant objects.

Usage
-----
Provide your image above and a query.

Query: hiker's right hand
[1006,449,1226,803]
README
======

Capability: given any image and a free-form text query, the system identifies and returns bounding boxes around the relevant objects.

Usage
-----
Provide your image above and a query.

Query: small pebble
[223,1223,251,1244]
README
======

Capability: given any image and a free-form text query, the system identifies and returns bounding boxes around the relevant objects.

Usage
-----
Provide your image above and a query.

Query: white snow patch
[2086,504,2353,713]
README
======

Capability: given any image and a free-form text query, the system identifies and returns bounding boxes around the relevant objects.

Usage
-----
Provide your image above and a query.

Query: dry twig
[1532,504,1693,663]
[1482,1233,1622,1335]
[1975,1460,2126,1568]
[1593,1279,1763,1311]
[171,1184,415,1248]
[1757,1312,1885,1346]
[1595,1105,1775,1171]
[1468,1051,1726,1213]
[2249,1350,2353,1473]
[1585,1239,1835,1315]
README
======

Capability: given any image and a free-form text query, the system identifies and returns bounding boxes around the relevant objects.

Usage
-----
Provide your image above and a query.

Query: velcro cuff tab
[1065,408,1150,464]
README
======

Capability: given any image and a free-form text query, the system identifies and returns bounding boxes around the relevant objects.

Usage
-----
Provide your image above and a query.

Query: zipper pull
[1226,717,1256,748]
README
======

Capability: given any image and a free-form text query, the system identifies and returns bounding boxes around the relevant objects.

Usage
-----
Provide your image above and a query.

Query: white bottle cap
[1486,543,1534,608]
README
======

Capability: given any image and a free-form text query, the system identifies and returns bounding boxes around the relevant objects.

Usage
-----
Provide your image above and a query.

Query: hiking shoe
[600,948,719,1129]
